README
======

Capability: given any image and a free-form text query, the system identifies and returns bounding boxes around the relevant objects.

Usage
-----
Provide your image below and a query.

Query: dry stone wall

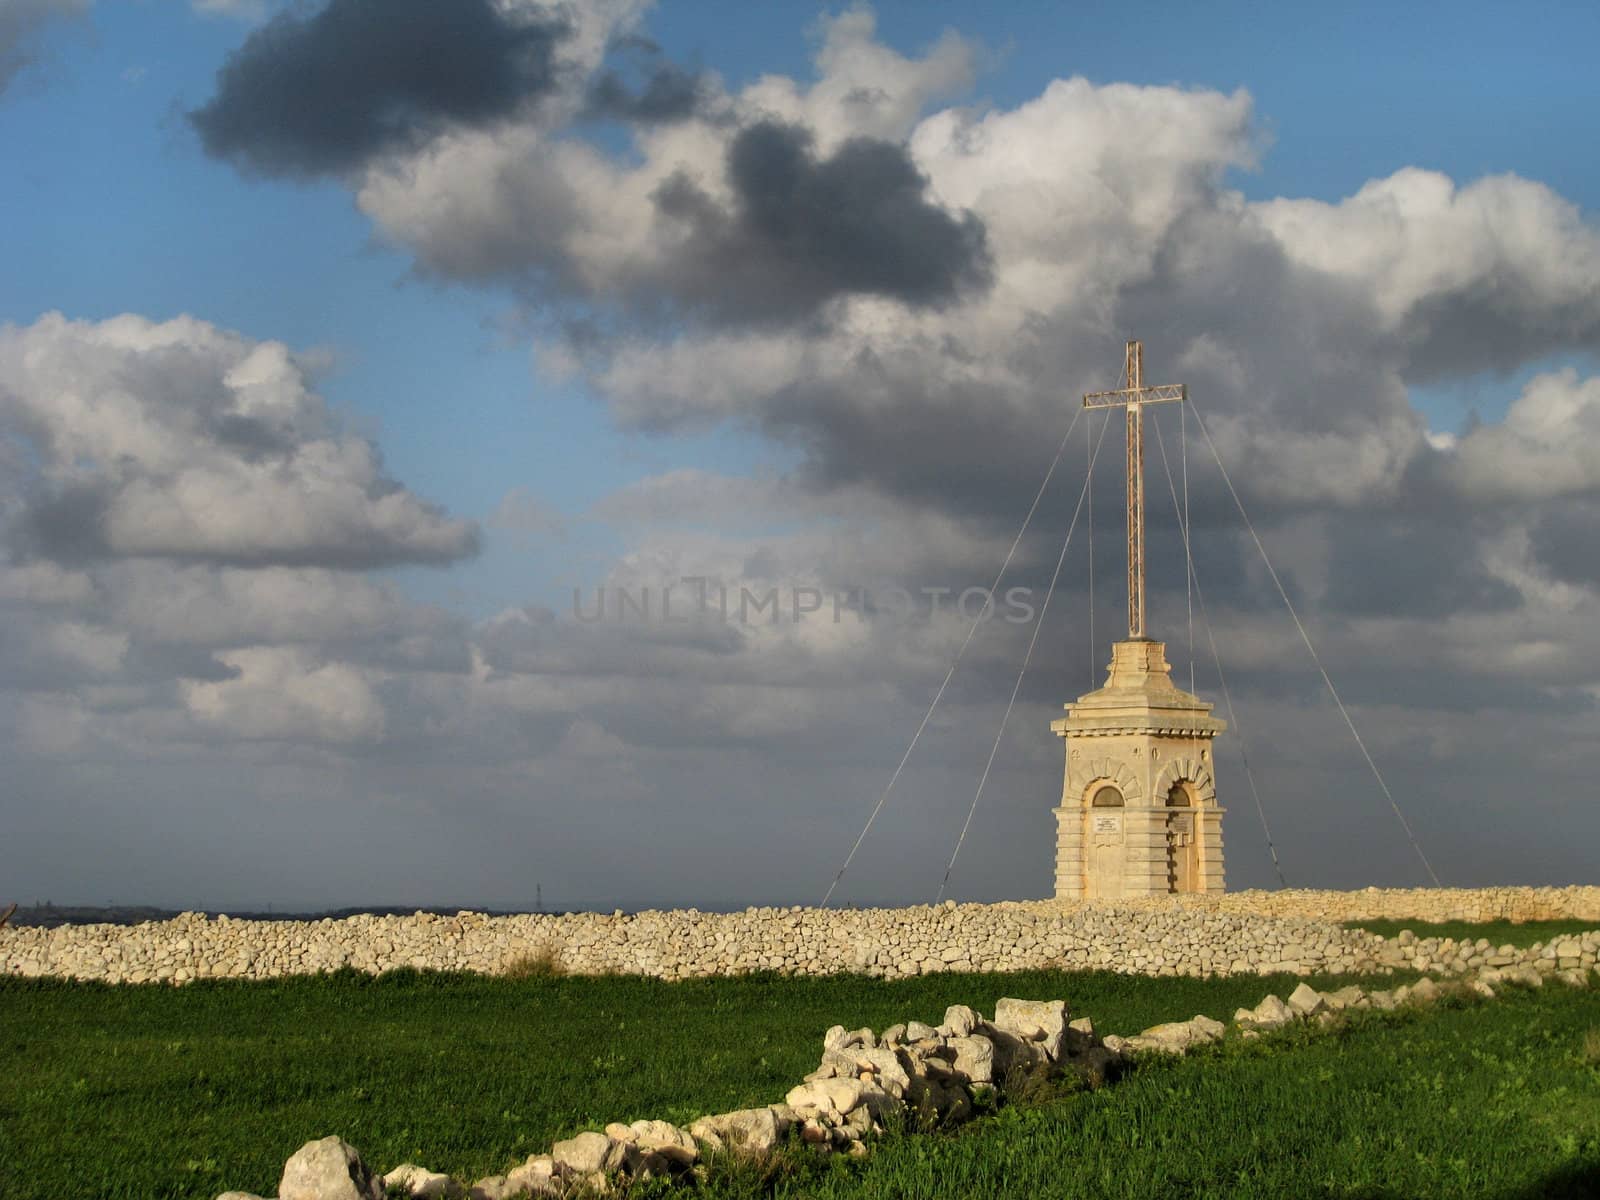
[3,887,1598,985]
[1192,885,1600,923]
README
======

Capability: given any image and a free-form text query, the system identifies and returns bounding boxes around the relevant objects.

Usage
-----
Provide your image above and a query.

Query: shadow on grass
[1499,1161,1600,1200]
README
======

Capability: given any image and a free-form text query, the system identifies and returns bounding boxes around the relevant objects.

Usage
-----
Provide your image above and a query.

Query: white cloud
[183,647,387,744]
[41,620,128,675]
[489,487,566,540]
[102,563,440,648]
[1447,369,1600,501]
[357,11,988,320]
[0,312,478,567]
[0,561,94,606]
[1256,169,1600,330]
[191,0,264,17]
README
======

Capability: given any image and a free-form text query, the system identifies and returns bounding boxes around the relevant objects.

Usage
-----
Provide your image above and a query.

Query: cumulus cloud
[183,646,386,744]
[1256,170,1600,379]
[1445,369,1600,502]
[583,41,712,125]
[0,312,479,568]
[1528,498,1600,590]
[0,0,85,96]
[649,118,991,322]
[355,10,987,326]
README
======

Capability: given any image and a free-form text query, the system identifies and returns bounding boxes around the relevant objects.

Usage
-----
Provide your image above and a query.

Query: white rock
[279,1138,381,1200]
[786,1077,863,1116]
[993,998,1068,1060]
[1286,982,1325,1017]
[1131,1021,1202,1052]
[1252,994,1294,1028]
[942,1005,979,1037]
[1323,985,1365,1011]
[689,1108,782,1155]
[382,1165,462,1200]
[501,1159,557,1197]
[946,1035,995,1085]
[549,1132,614,1175]
[851,1047,911,1094]
[627,1121,698,1166]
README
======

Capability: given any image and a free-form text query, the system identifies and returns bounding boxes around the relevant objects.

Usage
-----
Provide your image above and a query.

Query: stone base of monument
[1053,638,1228,900]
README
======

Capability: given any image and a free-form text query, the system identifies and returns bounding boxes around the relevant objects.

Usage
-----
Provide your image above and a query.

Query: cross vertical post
[1084,340,1185,641]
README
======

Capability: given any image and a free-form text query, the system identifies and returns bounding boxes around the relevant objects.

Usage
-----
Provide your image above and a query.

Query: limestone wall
[2,887,1597,985]
[1195,885,1600,923]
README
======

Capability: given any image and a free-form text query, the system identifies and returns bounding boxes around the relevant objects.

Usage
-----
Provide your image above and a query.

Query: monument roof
[1052,637,1226,737]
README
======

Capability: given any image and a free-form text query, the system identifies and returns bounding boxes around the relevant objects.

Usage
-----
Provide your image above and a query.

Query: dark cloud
[651,120,991,323]
[1528,499,1600,589]
[11,483,110,565]
[0,0,85,98]
[10,478,480,569]
[585,61,709,125]
[1323,515,1522,618]
[189,0,569,177]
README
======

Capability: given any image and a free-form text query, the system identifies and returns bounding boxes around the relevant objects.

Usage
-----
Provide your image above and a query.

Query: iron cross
[1083,340,1185,640]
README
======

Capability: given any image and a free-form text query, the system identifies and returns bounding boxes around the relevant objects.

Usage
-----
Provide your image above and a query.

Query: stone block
[382,1165,463,1200]
[1286,983,1325,1017]
[549,1132,614,1176]
[993,998,1069,1060]
[279,1138,382,1200]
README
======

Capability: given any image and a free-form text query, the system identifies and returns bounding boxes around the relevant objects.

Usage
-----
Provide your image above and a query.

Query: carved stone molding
[1152,754,1216,807]
[1065,757,1145,805]
[1064,724,1221,738]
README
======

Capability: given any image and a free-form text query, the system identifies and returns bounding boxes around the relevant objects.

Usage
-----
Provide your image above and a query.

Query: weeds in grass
[1432,978,1489,1008]
[501,943,565,978]
[1583,1027,1600,1067]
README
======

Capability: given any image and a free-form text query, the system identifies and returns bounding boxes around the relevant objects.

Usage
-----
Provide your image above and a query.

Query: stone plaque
[1091,812,1123,843]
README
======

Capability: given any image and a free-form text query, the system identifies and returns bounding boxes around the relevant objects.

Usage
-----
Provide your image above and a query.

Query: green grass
[1345,918,1596,947]
[2,967,1596,1200]
[738,986,1600,1200]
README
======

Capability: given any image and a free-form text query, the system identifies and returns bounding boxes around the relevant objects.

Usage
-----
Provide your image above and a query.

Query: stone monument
[1051,341,1227,898]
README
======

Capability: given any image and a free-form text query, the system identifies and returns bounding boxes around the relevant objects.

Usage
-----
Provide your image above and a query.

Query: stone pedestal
[1051,639,1227,899]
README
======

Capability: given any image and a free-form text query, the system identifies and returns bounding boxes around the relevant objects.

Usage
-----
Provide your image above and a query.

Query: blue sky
[4,1,1600,909]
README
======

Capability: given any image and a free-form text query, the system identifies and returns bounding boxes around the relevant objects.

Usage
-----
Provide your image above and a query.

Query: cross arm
[1083,383,1186,409]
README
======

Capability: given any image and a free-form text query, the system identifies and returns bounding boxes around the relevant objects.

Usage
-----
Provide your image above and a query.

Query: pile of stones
[1114,956,1594,1057]
[217,959,1596,1200]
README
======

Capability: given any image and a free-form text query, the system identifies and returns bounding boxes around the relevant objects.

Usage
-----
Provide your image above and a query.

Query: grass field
[2,962,1597,1200]
[1344,918,1596,947]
